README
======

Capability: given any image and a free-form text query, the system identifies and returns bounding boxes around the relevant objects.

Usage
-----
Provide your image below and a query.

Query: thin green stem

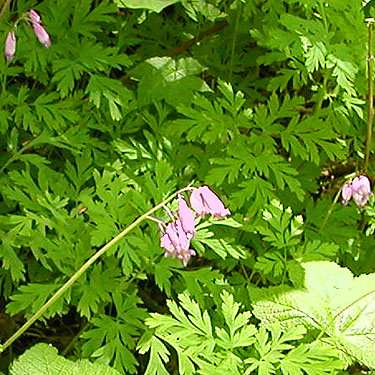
[145,215,166,225]
[240,263,249,282]
[61,321,90,356]
[365,19,374,173]
[318,1,328,31]
[318,185,344,234]
[0,186,192,353]
[0,0,11,21]
[228,0,241,82]
[312,75,327,115]
[1,63,7,107]
[0,135,43,173]
[281,247,288,285]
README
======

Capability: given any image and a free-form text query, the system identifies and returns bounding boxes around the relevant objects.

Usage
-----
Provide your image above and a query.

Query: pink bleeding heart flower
[342,183,353,206]
[29,9,41,24]
[190,186,231,217]
[32,23,51,47]
[161,220,196,267]
[5,31,16,61]
[178,195,195,239]
[351,176,372,209]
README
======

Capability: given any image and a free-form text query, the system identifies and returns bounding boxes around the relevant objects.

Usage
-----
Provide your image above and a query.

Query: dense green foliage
[1,0,375,374]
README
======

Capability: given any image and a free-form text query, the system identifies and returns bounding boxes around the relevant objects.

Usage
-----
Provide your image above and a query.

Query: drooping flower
[342,183,353,206]
[190,185,231,217]
[5,31,16,61]
[29,9,41,24]
[178,195,195,239]
[351,176,372,209]
[341,175,372,209]
[161,220,196,266]
[32,22,51,47]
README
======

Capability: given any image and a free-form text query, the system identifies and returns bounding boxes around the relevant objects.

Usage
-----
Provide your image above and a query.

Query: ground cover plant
[1,0,375,374]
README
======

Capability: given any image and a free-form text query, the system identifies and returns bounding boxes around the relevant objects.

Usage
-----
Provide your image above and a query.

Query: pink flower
[32,23,51,47]
[190,186,231,217]
[5,31,16,61]
[161,220,196,266]
[342,183,353,205]
[352,176,372,209]
[178,195,195,239]
[29,9,41,24]
[341,175,372,209]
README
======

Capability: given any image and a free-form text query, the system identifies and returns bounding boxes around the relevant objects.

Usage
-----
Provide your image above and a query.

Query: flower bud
[29,9,41,24]
[32,23,51,47]
[5,31,16,61]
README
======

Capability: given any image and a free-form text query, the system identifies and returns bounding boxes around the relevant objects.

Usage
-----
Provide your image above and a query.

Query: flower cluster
[160,186,231,266]
[4,9,51,62]
[342,175,372,209]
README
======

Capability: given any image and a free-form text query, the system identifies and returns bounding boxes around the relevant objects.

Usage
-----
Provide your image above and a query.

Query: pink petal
[5,32,16,61]
[178,195,195,238]
[190,188,208,216]
[352,176,371,195]
[352,192,369,209]
[29,9,41,24]
[176,220,190,251]
[341,183,353,205]
[33,23,51,47]
[178,249,196,267]
[165,222,179,249]
[199,186,231,217]
[161,233,174,251]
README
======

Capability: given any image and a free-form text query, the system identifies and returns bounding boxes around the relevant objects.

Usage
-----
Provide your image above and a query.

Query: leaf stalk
[365,18,374,172]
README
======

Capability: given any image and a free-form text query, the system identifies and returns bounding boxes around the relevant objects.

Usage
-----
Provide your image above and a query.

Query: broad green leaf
[252,261,375,368]
[115,0,180,13]
[10,343,120,375]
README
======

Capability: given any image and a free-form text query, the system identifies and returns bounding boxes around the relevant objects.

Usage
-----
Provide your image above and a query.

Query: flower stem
[228,0,241,82]
[318,185,343,234]
[365,18,374,173]
[0,186,192,353]
[0,0,11,21]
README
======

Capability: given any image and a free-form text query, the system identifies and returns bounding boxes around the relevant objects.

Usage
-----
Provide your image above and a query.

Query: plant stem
[228,0,241,82]
[365,18,374,173]
[0,186,192,353]
[61,321,90,356]
[0,134,41,173]
[0,0,11,21]
[318,185,343,234]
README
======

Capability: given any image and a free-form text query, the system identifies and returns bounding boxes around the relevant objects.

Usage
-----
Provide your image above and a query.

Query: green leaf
[305,42,326,73]
[10,343,121,375]
[115,0,180,13]
[252,261,375,368]
[280,343,344,375]
[216,291,256,349]
[245,324,307,375]
[76,263,120,319]
[86,74,132,120]
[256,200,303,249]
[7,283,66,320]
[81,293,146,374]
